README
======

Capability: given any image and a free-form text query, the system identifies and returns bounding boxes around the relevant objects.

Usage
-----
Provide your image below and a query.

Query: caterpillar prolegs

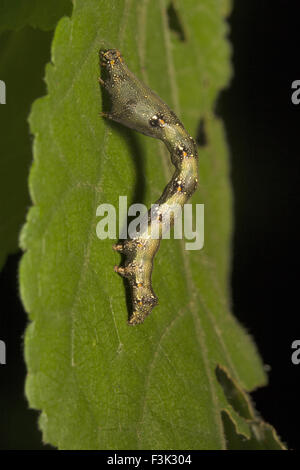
[99,49,198,325]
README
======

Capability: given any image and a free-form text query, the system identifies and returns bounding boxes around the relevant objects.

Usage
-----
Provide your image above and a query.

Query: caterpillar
[99,49,198,325]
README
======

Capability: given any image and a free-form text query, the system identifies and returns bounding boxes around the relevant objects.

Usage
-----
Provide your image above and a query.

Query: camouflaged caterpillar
[99,49,198,325]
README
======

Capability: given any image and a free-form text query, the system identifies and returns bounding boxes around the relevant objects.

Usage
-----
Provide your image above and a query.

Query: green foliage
[0,0,72,32]
[19,0,285,449]
[0,0,72,270]
[0,28,51,269]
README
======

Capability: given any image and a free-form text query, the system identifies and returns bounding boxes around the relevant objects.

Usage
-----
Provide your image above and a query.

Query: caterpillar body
[99,49,198,325]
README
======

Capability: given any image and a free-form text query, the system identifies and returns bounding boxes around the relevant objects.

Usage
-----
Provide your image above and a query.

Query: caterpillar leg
[97,76,105,86]
[112,243,124,253]
[99,111,112,119]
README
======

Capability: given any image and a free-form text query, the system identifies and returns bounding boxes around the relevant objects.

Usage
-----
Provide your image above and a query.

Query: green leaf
[0,27,53,270]
[0,1,72,270]
[216,367,286,450]
[0,0,72,32]
[20,0,284,449]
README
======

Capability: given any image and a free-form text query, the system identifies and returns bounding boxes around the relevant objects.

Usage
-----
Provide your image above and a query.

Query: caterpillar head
[100,49,124,69]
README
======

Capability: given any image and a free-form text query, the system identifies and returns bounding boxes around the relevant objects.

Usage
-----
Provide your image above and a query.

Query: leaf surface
[0,28,52,269]
[0,0,72,32]
[20,0,284,449]
[0,1,72,270]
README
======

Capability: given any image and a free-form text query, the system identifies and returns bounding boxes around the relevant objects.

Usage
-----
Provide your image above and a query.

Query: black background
[0,0,299,450]
[218,0,300,450]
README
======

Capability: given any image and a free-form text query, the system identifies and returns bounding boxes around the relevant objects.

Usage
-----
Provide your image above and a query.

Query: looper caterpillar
[99,49,198,325]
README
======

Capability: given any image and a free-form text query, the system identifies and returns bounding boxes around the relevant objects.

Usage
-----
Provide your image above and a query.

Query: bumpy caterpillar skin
[99,49,198,325]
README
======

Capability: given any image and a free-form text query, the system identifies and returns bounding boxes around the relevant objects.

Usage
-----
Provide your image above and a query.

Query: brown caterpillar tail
[128,293,159,326]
